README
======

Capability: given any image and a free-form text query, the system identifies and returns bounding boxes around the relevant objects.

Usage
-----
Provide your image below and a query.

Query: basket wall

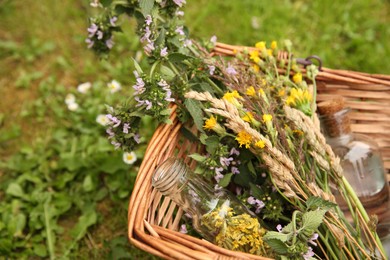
[128,61,390,259]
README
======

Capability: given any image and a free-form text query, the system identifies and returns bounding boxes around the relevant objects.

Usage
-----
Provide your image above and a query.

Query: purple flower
[215,167,223,174]
[110,16,118,27]
[214,184,222,191]
[208,65,215,75]
[308,233,319,246]
[111,141,121,149]
[231,166,240,174]
[123,123,130,134]
[175,26,185,36]
[220,157,233,167]
[85,38,94,48]
[106,114,121,127]
[230,147,240,156]
[214,171,224,183]
[157,79,168,87]
[276,224,283,232]
[235,186,242,195]
[210,35,217,44]
[226,64,237,75]
[106,127,115,139]
[164,89,175,102]
[141,27,151,43]
[135,97,145,107]
[160,47,168,57]
[133,78,145,94]
[179,224,188,234]
[303,247,315,260]
[144,100,152,110]
[87,23,98,36]
[176,10,184,16]
[96,30,103,40]
[254,200,265,213]
[105,36,114,49]
[144,42,155,54]
[134,133,141,144]
[247,196,256,205]
[173,0,186,7]
[183,39,192,47]
[145,15,152,26]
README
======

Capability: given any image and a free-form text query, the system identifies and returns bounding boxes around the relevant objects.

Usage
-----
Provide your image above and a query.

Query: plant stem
[341,176,386,258]
[44,198,55,260]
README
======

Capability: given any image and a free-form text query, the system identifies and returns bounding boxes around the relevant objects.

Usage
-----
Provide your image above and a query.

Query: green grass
[0,0,389,259]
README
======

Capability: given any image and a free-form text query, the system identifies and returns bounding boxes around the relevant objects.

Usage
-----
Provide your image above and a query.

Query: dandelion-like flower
[286,88,313,115]
[236,131,252,149]
[223,90,242,107]
[255,140,265,149]
[262,114,272,123]
[107,80,121,93]
[203,115,225,135]
[123,151,137,164]
[255,41,266,50]
[96,114,109,126]
[271,40,278,50]
[77,82,92,94]
[67,102,79,111]
[293,72,303,84]
[246,86,256,97]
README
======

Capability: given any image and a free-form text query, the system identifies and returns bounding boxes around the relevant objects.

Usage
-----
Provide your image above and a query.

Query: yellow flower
[204,115,217,130]
[258,88,265,96]
[233,49,238,54]
[236,131,252,149]
[242,111,255,123]
[286,88,313,115]
[278,89,285,97]
[223,90,242,108]
[262,114,272,123]
[223,90,241,102]
[255,140,265,149]
[271,41,277,50]
[252,64,260,73]
[246,86,256,97]
[255,41,266,50]
[293,72,303,84]
[249,50,259,60]
[266,49,273,57]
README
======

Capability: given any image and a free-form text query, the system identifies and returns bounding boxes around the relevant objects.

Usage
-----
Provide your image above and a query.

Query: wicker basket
[128,43,390,260]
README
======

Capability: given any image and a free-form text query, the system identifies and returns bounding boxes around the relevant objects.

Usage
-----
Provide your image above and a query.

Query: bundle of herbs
[88,0,386,258]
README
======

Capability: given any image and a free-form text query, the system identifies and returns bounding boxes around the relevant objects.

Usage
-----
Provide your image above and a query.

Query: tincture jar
[317,98,389,218]
[152,158,271,256]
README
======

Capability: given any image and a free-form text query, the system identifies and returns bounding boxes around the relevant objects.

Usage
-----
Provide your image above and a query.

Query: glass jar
[318,98,389,219]
[152,158,271,256]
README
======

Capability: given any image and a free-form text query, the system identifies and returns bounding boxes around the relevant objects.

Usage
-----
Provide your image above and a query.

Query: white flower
[123,151,137,165]
[96,114,109,126]
[107,80,121,93]
[67,102,79,111]
[65,94,76,105]
[77,82,92,94]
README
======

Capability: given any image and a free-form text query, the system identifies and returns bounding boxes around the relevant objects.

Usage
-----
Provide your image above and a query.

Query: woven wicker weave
[128,43,390,259]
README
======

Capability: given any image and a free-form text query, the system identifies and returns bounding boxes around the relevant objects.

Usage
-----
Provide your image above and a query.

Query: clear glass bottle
[318,98,389,219]
[152,158,271,256]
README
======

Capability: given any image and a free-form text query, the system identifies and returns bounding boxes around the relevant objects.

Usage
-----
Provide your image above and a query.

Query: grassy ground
[0,0,389,259]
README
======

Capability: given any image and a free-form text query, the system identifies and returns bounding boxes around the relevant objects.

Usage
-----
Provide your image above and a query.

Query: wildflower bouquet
[88,0,386,259]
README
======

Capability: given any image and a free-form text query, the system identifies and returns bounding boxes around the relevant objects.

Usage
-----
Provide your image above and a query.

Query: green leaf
[263,231,291,242]
[249,183,264,199]
[33,243,48,257]
[139,0,154,16]
[132,57,143,74]
[218,173,233,188]
[301,209,327,231]
[8,213,26,237]
[188,153,206,163]
[83,175,94,192]
[205,135,220,154]
[306,196,336,211]
[233,164,255,188]
[70,210,97,241]
[168,52,193,63]
[6,183,25,198]
[160,65,175,80]
[0,239,12,255]
[184,99,204,133]
[180,127,198,142]
[263,238,289,254]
